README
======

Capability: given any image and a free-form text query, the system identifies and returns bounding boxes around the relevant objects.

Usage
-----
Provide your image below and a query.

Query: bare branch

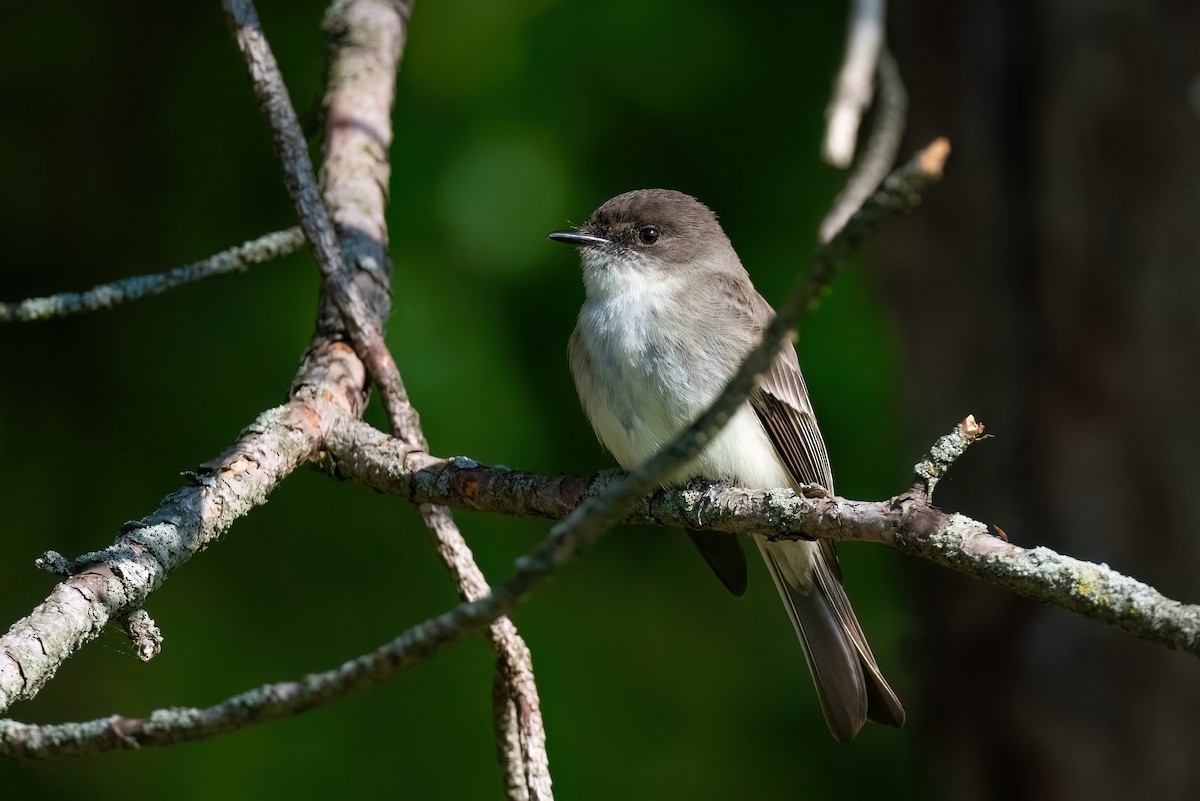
[0,227,304,322]
[0,595,512,758]
[417,502,552,801]
[320,4,550,795]
[0,608,547,765]
[5,407,1197,758]
[222,0,413,435]
[0,0,410,753]
[819,47,907,243]
[323,416,1200,658]
[489,625,550,801]
[0,372,363,715]
[321,0,407,284]
[0,0,409,720]
[822,0,888,167]
[0,459,549,759]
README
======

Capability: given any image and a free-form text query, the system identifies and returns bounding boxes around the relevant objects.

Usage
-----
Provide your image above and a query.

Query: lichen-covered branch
[0,474,554,758]
[4,407,1196,758]
[1,0,412,763]
[324,415,1200,658]
[888,512,1200,654]
[0,0,414,722]
[0,362,363,715]
[913,414,987,499]
[0,227,304,322]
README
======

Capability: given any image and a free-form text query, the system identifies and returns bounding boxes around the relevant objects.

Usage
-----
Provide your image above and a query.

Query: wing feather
[719,274,905,731]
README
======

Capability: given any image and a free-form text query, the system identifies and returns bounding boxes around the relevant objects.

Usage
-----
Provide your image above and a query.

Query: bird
[547,188,904,741]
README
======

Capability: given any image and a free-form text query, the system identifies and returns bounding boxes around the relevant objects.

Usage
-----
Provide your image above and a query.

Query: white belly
[596,398,793,492]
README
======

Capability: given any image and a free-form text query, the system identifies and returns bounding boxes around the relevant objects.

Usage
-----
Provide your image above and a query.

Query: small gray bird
[548,188,904,742]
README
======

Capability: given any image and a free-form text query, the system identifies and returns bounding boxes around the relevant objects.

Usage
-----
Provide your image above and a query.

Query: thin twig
[222,0,415,437]
[819,47,907,243]
[0,603,522,758]
[913,414,987,499]
[0,227,305,322]
[822,0,888,167]
[320,3,550,796]
[418,503,552,801]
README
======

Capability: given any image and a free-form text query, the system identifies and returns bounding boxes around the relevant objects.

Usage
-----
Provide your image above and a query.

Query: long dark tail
[755,538,905,742]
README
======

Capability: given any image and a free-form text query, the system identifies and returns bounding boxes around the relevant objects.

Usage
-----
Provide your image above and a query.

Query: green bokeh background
[0,1,927,797]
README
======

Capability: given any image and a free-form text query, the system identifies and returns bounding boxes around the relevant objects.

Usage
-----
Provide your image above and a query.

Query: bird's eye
[638,226,660,244]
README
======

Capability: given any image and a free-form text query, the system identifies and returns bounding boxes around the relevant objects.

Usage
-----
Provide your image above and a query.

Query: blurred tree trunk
[881,2,1200,798]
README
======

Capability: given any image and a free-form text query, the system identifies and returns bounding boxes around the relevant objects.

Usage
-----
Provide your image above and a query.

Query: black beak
[547,230,608,247]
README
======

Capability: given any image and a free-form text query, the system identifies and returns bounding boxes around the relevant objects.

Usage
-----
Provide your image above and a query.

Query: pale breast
[570,292,792,491]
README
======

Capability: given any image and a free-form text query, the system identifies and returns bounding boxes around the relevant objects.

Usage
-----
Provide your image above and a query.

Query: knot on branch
[887,487,951,547]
